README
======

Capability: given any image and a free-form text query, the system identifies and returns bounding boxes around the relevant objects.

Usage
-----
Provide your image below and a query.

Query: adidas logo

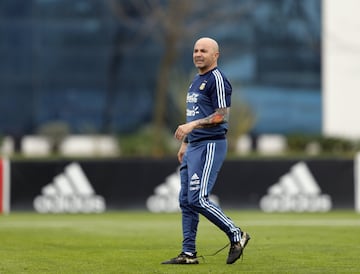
[259,161,332,212]
[146,169,181,213]
[146,169,219,213]
[33,162,106,213]
[190,173,200,185]
[190,173,200,191]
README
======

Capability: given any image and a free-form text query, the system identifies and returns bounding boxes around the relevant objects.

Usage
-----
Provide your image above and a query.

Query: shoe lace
[197,243,230,262]
[198,241,247,263]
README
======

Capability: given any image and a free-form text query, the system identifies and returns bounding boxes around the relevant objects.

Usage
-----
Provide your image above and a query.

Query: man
[162,37,250,265]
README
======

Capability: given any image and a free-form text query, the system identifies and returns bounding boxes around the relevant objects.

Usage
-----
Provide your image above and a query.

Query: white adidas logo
[33,162,106,213]
[146,169,181,213]
[146,169,219,213]
[260,161,332,212]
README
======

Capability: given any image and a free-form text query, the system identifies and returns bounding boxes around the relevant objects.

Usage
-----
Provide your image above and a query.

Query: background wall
[322,0,360,139]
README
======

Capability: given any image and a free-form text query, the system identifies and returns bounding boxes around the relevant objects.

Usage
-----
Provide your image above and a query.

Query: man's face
[193,39,219,73]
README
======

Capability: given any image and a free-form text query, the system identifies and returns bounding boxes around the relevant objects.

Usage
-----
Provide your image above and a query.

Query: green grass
[1,210,360,273]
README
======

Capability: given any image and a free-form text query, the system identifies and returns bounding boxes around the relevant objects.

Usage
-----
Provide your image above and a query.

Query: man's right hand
[177,142,188,163]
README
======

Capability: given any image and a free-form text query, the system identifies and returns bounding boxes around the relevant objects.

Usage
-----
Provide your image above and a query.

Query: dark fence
[6,158,354,213]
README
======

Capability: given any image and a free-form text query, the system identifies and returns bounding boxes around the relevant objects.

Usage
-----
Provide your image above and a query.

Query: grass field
[1,210,360,273]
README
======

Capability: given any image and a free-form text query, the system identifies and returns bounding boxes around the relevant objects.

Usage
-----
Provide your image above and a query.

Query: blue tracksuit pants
[179,139,241,254]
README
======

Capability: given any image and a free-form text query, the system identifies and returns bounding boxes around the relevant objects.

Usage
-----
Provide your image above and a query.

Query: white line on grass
[244,219,360,226]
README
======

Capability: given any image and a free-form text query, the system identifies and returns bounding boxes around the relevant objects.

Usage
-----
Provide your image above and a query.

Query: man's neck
[198,64,217,75]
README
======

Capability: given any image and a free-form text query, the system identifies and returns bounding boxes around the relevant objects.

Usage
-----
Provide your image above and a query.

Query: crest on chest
[199,81,207,91]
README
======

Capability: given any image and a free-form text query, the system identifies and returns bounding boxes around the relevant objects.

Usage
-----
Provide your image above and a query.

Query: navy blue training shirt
[186,67,232,143]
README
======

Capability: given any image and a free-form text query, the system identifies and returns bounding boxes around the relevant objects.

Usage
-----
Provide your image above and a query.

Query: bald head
[193,37,220,74]
[195,37,219,53]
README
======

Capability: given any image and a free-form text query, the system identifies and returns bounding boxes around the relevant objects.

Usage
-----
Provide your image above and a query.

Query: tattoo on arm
[196,108,229,128]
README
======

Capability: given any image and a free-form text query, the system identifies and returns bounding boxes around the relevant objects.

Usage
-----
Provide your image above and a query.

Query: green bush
[287,134,359,155]
[118,125,178,157]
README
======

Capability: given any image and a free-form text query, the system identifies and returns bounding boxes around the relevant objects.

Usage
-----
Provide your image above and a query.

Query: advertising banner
[7,158,355,213]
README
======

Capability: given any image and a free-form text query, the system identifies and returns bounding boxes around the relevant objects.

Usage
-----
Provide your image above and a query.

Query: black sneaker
[226,232,251,264]
[162,252,199,264]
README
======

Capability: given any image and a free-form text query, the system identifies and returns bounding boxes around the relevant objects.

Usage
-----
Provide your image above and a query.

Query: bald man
[162,37,250,265]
